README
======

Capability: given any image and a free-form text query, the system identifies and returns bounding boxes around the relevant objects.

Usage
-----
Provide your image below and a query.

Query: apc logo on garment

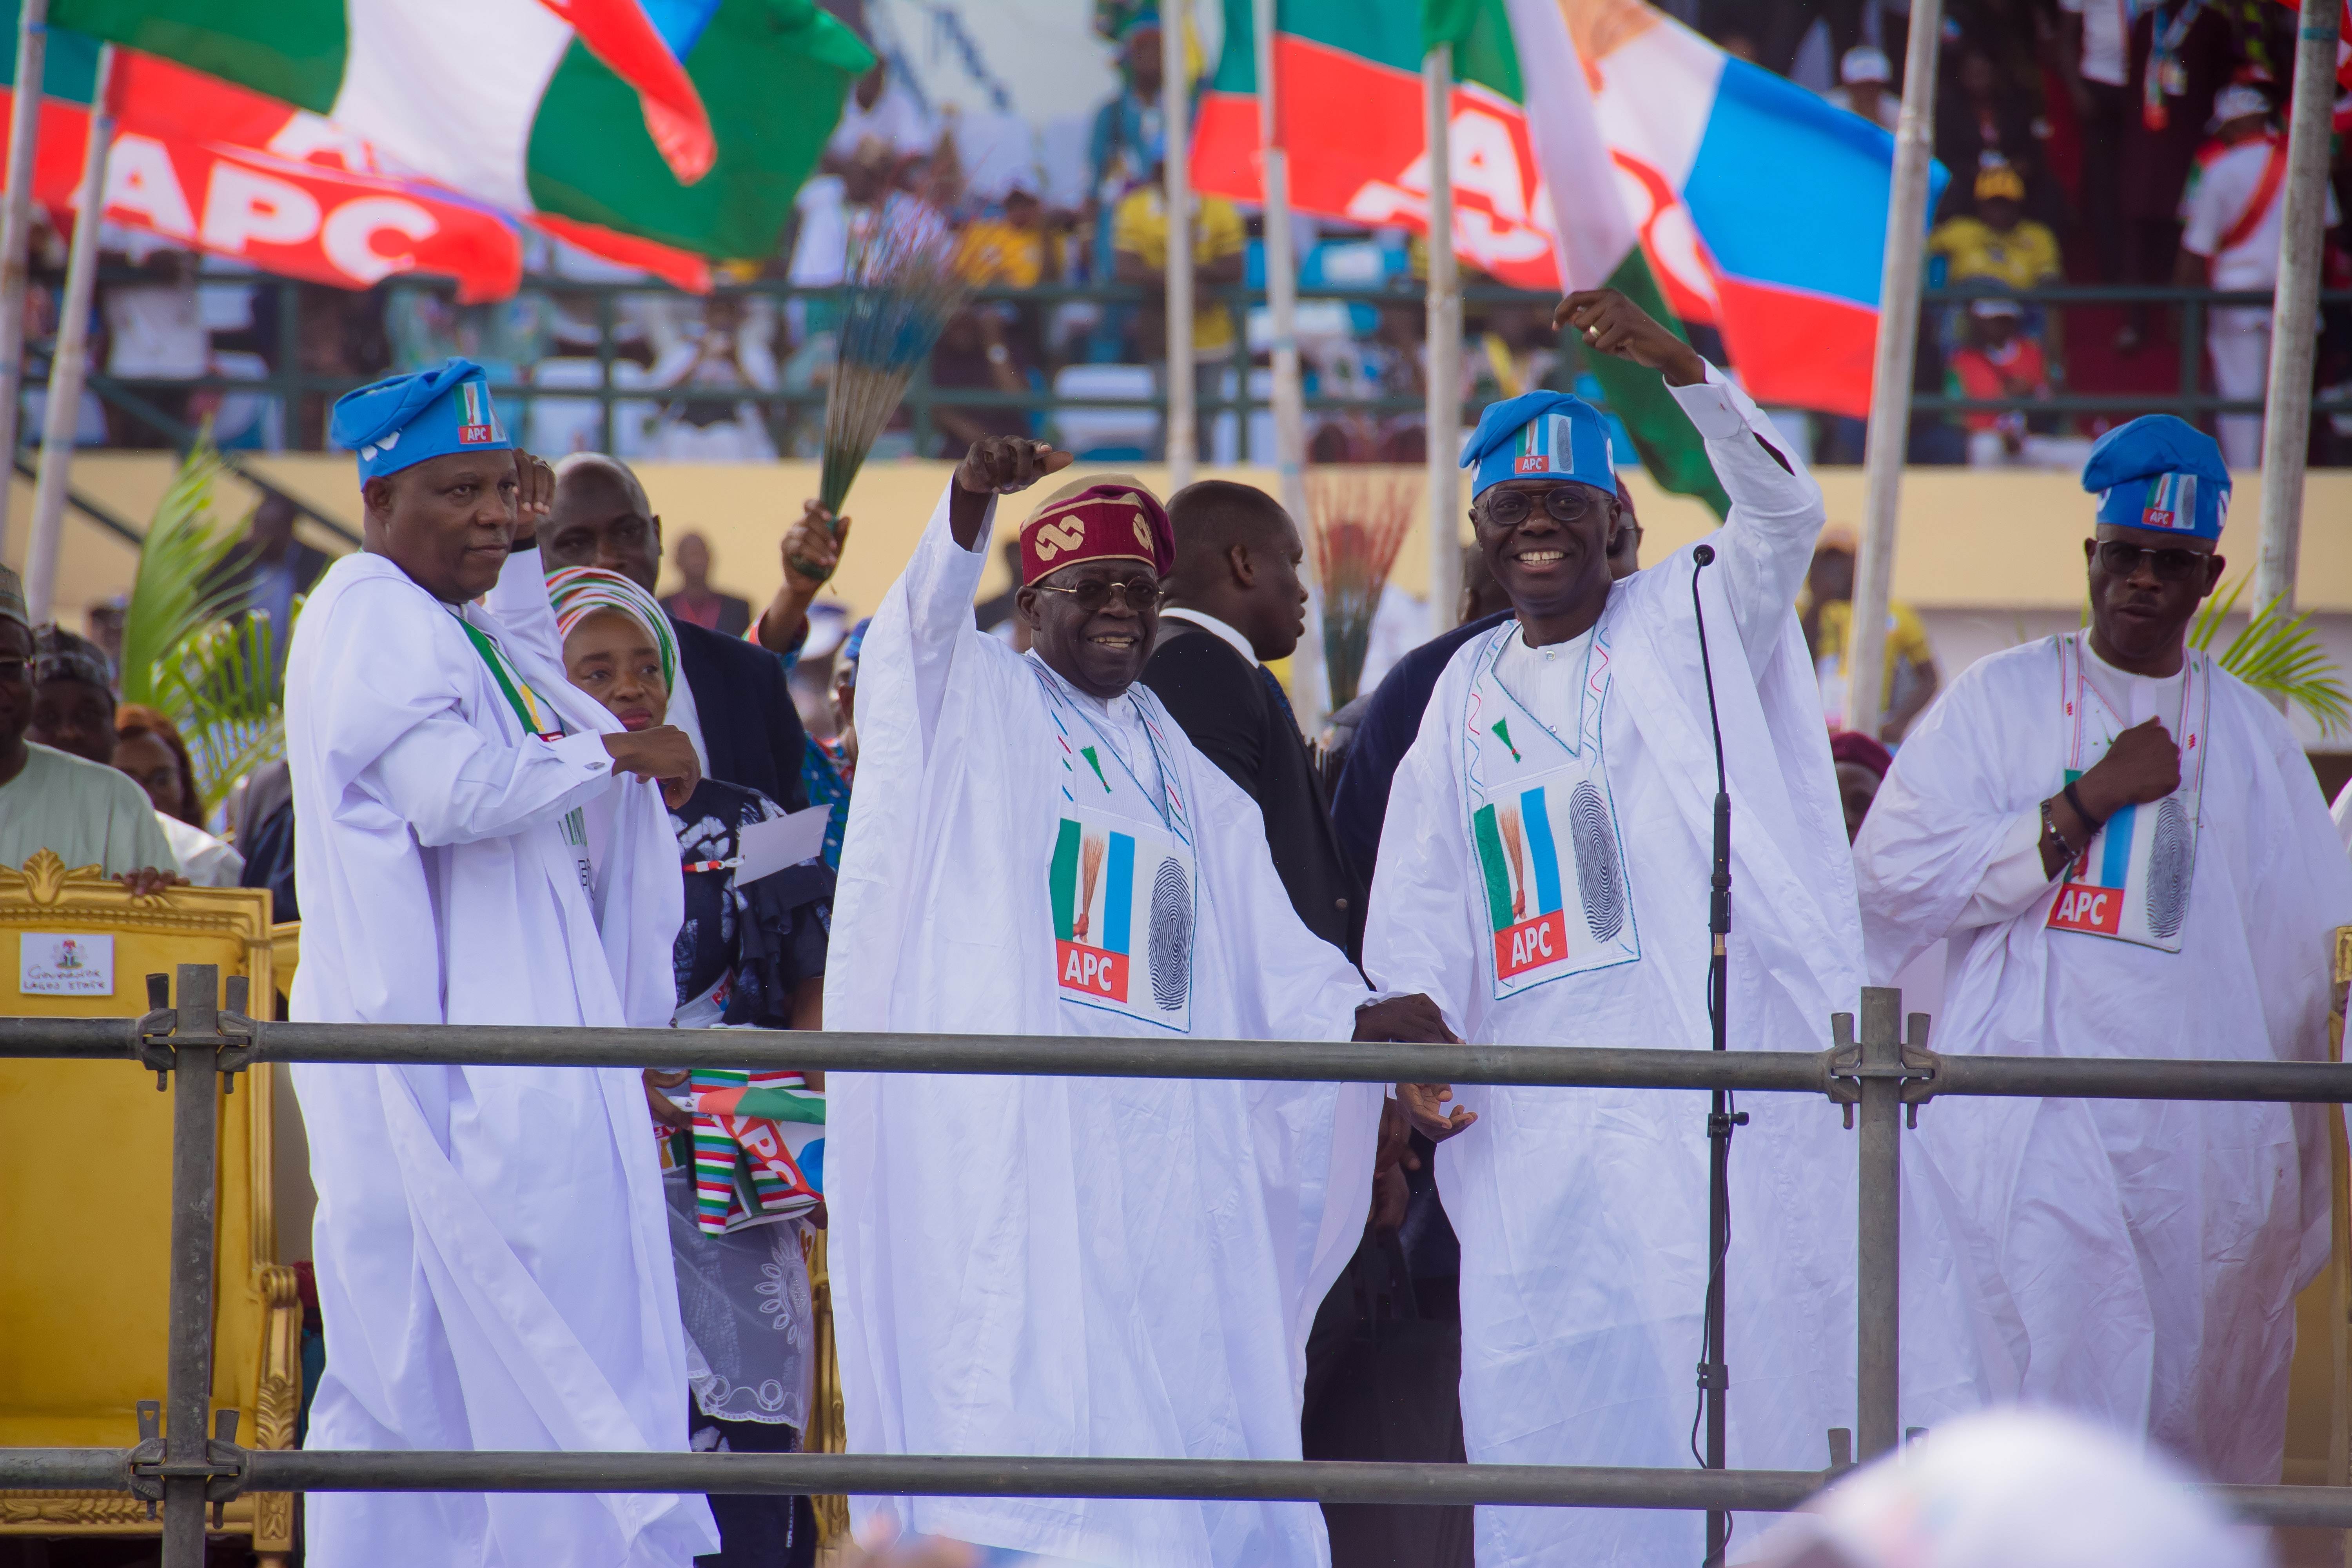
[2049,882,2124,936]
[2141,508,2176,530]
[1514,454,1549,473]
[1494,910,1567,980]
[457,382,498,445]
[1058,941,1129,1002]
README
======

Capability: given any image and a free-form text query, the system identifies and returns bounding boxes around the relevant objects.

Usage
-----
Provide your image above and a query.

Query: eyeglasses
[1033,577,1163,612]
[1478,485,1606,528]
[2094,541,2208,582]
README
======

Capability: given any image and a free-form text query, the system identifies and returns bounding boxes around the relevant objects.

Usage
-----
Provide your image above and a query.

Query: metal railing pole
[0,0,50,558]
[1423,42,1463,634]
[162,964,222,1568]
[1852,988,1904,1462]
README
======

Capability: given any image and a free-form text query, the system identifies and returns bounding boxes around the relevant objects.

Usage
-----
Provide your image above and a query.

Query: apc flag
[44,0,871,259]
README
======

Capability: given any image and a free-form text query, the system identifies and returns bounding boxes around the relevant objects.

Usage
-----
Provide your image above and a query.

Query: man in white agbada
[824,436,1452,1568]
[1365,290,2009,1568]
[285,358,719,1566]
[1855,414,2352,1483]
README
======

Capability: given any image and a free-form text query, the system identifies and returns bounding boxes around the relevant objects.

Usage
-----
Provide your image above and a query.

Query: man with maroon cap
[823,437,1449,1568]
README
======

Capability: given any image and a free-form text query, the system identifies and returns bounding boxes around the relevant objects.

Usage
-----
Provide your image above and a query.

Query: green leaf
[2191,576,2349,737]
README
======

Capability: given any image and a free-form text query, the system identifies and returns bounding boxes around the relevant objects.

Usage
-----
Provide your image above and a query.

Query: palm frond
[2190,576,2349,736]
[118,440,259,715]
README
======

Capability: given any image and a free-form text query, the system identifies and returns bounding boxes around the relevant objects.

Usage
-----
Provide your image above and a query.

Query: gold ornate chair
[0,851,301,1565]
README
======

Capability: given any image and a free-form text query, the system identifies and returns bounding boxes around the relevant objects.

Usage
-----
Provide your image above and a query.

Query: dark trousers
[2078,79,2132,282]
[689,1399,818,1568]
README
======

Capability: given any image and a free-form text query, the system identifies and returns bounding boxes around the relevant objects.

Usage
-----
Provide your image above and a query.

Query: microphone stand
[1690,544,1744,1568]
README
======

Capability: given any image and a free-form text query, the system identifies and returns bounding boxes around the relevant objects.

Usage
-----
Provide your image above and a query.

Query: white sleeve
[1668,363,1827,670]
[1955,808,2059,929]
[481,541,565,672]
[1361,697,1481,1041]
[899,480,999,738]
[363,723,620,850]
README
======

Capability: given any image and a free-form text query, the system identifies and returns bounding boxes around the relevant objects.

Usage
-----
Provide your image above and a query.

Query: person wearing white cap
[1826,44,1900,132]
[1363,289,2007,1568]
[285,359,717,1567]
[1855,415,2352,1485]
[1739,1407,2267,1568]
[2176,80,2342,468]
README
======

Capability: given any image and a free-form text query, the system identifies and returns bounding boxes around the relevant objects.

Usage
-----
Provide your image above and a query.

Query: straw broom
[1305,470,1418,709]
[789,205,973,583]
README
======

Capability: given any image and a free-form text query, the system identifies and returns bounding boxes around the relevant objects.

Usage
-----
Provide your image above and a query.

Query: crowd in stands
[15,0,2351,473]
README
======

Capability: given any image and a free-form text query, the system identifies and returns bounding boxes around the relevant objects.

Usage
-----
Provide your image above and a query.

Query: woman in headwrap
[549,563,834,1568]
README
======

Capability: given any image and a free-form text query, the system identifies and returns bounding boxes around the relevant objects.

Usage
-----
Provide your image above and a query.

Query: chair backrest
[0,850,281,1454]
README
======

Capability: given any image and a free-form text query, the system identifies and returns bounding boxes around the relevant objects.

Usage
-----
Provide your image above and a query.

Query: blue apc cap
[2082,414,2230,541]
[1461,390,1616,500]
[331,358,512,481]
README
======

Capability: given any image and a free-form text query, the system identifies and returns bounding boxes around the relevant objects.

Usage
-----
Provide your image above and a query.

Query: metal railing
[55,273,2352,472]
[5,967,2352,1567]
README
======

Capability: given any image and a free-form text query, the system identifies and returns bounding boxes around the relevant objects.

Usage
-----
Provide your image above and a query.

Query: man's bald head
[545,453,662,593]
[1163,480,1308,661]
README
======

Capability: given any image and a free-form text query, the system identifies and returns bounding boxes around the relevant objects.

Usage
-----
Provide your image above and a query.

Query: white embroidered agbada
[1365,367,2013,1568]
[1854,632,2352,1483]
[823,483,1384,1568]
[286,546,717,1568]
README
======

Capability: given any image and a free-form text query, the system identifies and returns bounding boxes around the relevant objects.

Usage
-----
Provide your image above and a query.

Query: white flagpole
[24,40,109,625]
[1252,0,1323,727]
[0,0,49,562]
[1846,0,1941,740]
[1423,42,1461,634]
[1165,2,1196,491]
[2249,0,2339,621]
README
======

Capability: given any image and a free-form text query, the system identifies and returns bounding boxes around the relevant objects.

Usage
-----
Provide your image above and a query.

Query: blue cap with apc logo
[330,357,512,481]
[1461,390,1617,499]
[2082,414,2230,541]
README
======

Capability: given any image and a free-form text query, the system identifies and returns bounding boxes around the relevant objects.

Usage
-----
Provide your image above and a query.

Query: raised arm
[1553,289,1823,670]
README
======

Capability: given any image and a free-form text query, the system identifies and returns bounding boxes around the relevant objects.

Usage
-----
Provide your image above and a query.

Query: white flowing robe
[824,483,1383,1568]
[1854,634,2352,1483]
[286,548,717,1568]
[1365,368,2014,1568]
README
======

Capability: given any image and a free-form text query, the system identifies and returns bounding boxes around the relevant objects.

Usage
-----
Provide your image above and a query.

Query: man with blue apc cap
[1365,290,2004,1568]
[1856,414,2352,1484]
[283,358,719,1567]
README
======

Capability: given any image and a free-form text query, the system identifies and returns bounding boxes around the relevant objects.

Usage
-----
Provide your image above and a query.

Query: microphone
[1690,541,1742,1568]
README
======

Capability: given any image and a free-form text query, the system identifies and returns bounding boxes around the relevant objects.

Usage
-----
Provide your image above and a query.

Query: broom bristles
[1307,470,1419,710]
[812,201,973,535]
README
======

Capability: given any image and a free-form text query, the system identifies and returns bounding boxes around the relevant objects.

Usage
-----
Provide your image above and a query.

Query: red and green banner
[1191,0,1729,514]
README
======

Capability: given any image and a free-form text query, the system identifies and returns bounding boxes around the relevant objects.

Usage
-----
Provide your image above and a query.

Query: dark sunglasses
[1033,576,1163,612]
[1478,486,1606,528]
[2094,541,2208,582]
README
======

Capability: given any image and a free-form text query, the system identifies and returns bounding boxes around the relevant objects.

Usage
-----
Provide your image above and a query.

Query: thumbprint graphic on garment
[1570,781,1624,943]
[2144,796,2191,940]
[1148,857,1192,1011]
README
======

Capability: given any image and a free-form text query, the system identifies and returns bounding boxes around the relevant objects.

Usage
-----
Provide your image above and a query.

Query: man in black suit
[543,454,809,811]
[1140,479,1357,959]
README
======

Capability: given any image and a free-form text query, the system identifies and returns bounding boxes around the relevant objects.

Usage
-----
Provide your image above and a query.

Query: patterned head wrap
[1019,475,1174,586]
[547,566,677,691]
[32,624,113,691]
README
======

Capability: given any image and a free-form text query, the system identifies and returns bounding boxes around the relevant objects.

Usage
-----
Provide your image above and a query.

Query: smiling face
[1017,558,1161,701]
[1472,479,1621,631]
[362,450,520,603]
[562,609,670,732]
[2085,523,2225,668]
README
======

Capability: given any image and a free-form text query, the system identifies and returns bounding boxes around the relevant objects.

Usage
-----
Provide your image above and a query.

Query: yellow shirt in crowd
[1111,187,1247,358]
[1811,595,1936,701]
[958,218,1048,290]
[1927,216,2063,292]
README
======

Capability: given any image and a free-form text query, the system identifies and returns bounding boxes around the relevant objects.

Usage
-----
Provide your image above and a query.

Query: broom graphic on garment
[1306,470,1417,709]
[1074,833,1107,945]
[1498,804,1526,922]
[790,207,973,583]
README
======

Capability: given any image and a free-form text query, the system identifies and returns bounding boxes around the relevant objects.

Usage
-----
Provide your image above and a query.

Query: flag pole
[1165,1,1196,492]
[1846,0,1942,743]
[0,0,49,562]
[24,40,110,626]
[1424,42,1462,635]
[1253,0,1323,727]
[2250,0,2339,623]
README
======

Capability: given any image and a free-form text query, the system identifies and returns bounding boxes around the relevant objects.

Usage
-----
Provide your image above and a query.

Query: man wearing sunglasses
[821,437,1453,1568]
[1363,289,2001,1568]
[1854,413,2352,1485]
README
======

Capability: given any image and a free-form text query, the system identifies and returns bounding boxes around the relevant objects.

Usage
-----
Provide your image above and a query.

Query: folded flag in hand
[688,1068,825,1236]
